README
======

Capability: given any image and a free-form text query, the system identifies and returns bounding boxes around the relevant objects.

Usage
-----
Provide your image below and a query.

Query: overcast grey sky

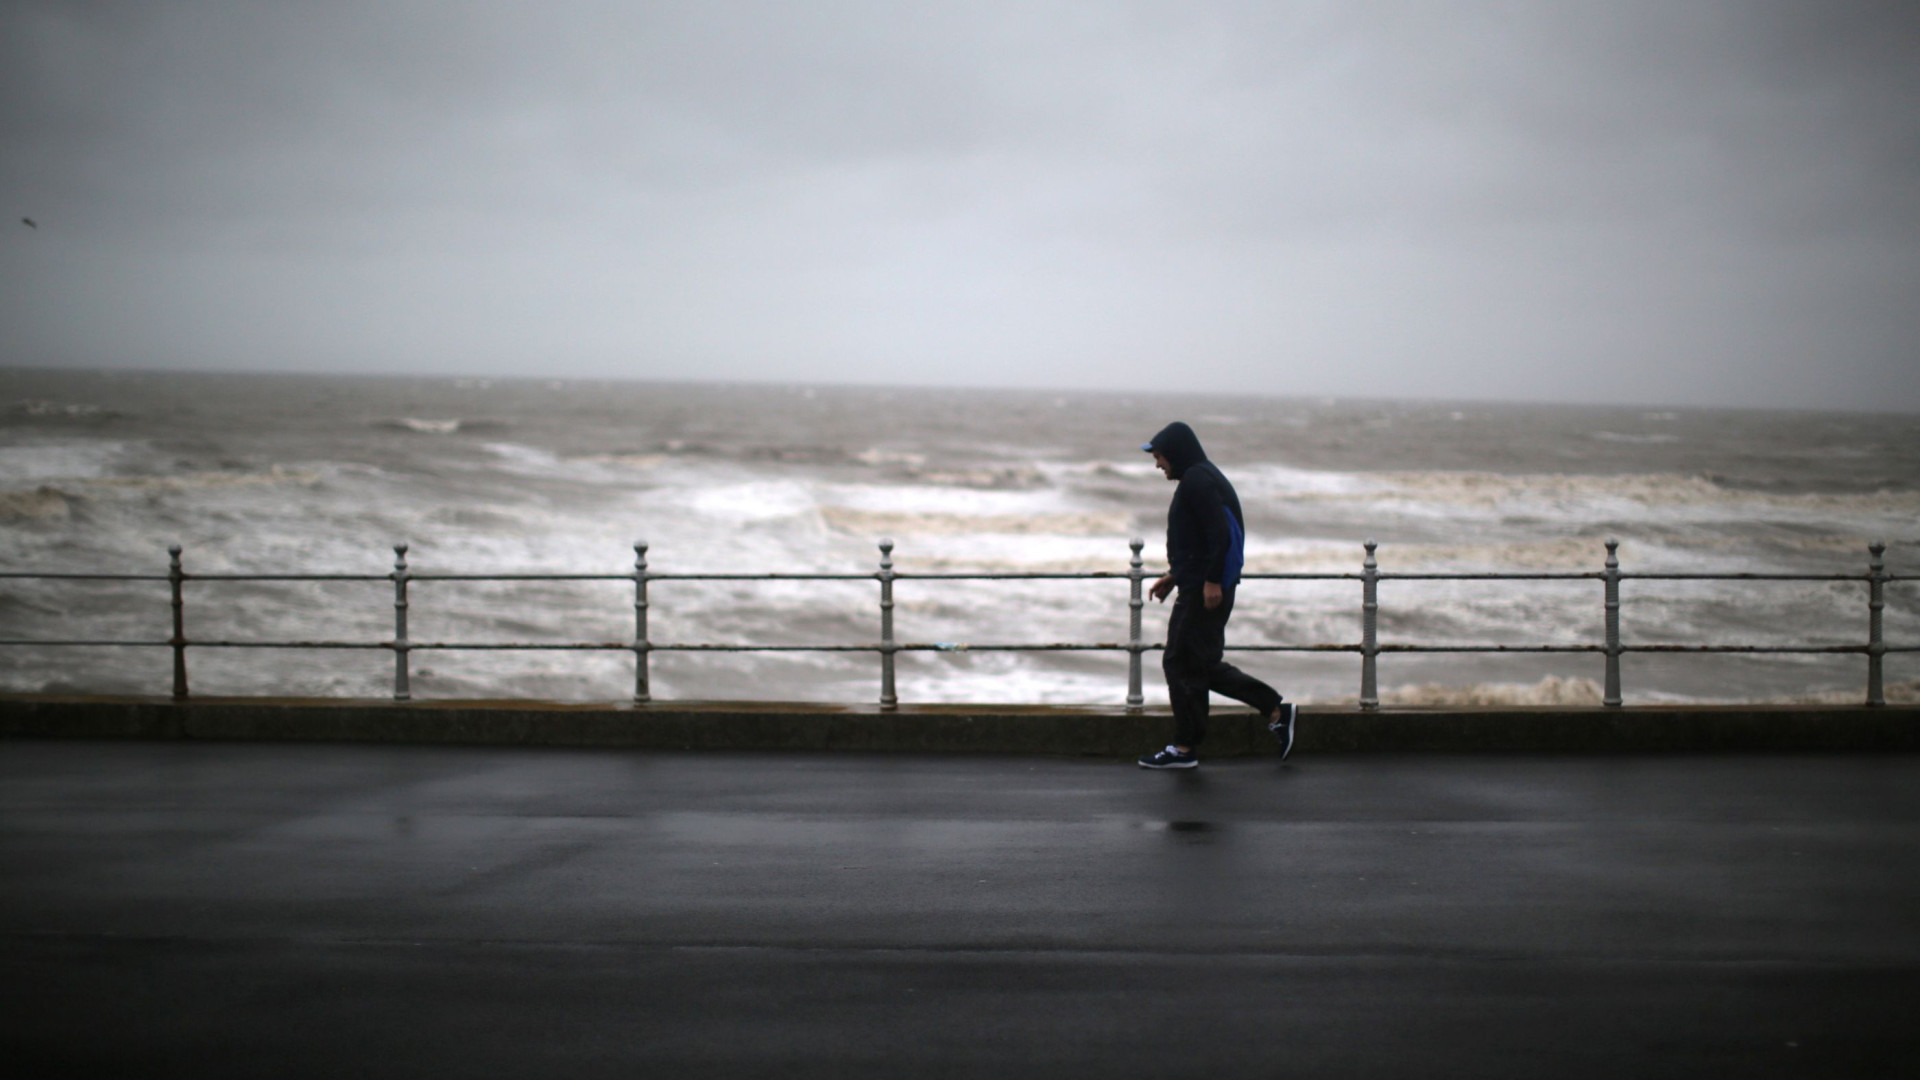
[3,1,1916,409]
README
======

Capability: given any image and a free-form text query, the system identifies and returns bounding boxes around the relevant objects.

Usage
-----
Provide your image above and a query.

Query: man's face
[1152,450,1175,480]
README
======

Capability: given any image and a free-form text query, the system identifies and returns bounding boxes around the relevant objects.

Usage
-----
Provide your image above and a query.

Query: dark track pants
[1163,587,1283,750]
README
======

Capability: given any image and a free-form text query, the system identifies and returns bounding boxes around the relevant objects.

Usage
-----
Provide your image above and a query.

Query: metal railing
[0,538,1908,709]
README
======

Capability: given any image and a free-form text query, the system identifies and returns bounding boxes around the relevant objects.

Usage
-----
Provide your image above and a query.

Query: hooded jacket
[1143,421,1245,593]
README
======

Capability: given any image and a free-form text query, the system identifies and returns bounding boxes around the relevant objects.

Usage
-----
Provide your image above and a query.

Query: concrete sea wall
[2,695,1915,754]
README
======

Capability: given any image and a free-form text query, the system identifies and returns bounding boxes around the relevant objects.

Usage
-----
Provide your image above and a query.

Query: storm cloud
[3,1,1916,409]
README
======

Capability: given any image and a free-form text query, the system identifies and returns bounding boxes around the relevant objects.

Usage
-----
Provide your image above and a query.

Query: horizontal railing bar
[647,644,879,652]
[899,643,1126,651]
[0,573,170,581]
[408,642,640,650]
[193,573,694,582]
[892,572,1139,580]
[1374,644,1605,653]
[1,569,1894,584]
[20,640,1896,657]
[1371,573,1864,582]
[1620,573,1868,582]
[654,643,1130,653]
[227,641,1920,655]
[0,569,1628,585]
[1376,573,1603,581]
[0,639,171,647]
[643,573,881,581]
[1621,644,1869,654]
[185,641,394,649]
[181,574,391,582]
[409,573,650,582]
[1222,644,1363,652]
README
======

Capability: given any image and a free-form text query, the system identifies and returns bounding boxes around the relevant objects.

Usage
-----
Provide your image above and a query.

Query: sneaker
[1137,745,1198,769]
[1268,703,1297,761]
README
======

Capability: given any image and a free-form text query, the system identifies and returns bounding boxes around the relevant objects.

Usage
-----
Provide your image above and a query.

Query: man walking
[1136,421,1295,768]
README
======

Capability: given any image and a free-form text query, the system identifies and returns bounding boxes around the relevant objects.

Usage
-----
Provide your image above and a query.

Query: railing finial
[878,537,897,710]
[1603,537,1623,707]
[1360,539,1379,710]
[167,544,188,700]
[1126,537,1146,712]
[391,542,411,701]
[633,540,650,704]
[1868,539,1887,707]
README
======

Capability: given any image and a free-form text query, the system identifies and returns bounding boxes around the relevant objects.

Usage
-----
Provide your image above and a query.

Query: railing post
[878,538,897,711]
[168,544,188,700]
[1126,537,1145,712]
[1868,540,1886,707]
[633,540,650,704]
[391,543,410,702]
[1360,539,1379,711]
[1603,537,1623,708]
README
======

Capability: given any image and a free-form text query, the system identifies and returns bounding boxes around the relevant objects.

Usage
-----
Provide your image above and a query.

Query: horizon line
[3,361,1919,419]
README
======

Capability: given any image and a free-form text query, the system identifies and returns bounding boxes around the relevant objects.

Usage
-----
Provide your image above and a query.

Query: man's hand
[1150,573,1174,602]
[1203,581,1223,610]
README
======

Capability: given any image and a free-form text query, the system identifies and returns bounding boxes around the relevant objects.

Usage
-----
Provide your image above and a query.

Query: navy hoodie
[1143,421,1245,592]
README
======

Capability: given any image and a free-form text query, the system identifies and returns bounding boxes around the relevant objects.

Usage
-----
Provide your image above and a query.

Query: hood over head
[1142,421,1207,478]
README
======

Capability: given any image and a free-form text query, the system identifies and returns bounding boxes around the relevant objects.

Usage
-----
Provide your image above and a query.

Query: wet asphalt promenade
[3,741,1917,1078]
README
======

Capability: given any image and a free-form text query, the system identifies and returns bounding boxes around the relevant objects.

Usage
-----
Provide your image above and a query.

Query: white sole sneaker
[1137,746,1199,769]
[1269,704,1297,760]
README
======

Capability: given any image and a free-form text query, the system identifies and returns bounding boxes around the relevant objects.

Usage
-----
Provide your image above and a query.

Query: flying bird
[20,218,35,229]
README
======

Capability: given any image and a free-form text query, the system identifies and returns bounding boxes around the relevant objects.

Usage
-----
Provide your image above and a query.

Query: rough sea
[2,369,1915,707]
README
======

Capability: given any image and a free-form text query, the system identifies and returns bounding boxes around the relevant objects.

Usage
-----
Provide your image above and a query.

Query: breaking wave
[820,506,1130,538]
[0,486,71,523]
[1373,675,1604,707]
[11,400,115,420]
[1,465,322,525]
[1591,431,1681,445]
[900,465,1047,489]
[374,417,510,435]
[380,417,462,434]
[0,439,135,482]
[73,466,323,493]
[1780,680,1920,706]
[1325,470,1920,514]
